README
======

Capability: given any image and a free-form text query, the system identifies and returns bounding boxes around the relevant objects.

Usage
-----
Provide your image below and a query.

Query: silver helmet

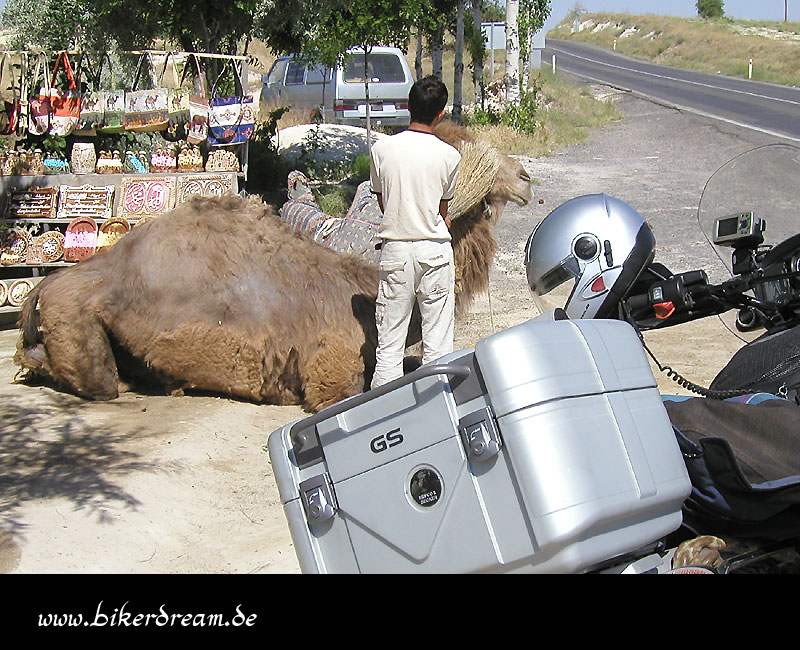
[524,194,655,319]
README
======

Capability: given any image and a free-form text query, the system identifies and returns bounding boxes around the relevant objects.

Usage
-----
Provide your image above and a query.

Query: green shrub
[349,153,371,183]
[245,107,293,194]
[696,0,724,19]
[465,83,541,134]
[314,185,355,218]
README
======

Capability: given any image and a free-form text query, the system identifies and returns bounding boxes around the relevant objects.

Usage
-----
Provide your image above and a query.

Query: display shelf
[1,217,139,224]
[1,171,240,316]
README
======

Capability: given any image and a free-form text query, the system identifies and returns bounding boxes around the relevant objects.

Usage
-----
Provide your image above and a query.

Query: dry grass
[551,13,800,86]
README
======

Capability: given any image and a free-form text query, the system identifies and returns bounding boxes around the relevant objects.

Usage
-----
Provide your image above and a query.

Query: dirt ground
[0,85,775,574]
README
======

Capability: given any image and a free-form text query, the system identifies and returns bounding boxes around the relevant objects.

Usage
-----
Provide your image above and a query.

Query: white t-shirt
[369,129,461,241]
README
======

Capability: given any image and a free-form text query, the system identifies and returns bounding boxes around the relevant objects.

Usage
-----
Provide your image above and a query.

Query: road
[543,39,800,144]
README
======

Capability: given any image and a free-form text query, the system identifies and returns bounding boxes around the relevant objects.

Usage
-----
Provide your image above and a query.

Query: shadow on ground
[0,391,172,542]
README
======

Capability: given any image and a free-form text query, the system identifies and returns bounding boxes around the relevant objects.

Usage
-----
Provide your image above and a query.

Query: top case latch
[459,406,502,462]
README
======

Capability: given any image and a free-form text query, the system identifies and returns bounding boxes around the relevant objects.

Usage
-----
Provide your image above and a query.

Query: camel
[14,124,532,412]
[279,121,533,309]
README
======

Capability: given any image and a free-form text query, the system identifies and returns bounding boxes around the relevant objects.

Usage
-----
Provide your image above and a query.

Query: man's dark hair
[408,76,448,125]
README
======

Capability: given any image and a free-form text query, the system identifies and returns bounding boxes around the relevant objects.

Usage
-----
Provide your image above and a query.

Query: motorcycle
[524,143,800,572]
[620,143,800,400]
[267,145,800,574]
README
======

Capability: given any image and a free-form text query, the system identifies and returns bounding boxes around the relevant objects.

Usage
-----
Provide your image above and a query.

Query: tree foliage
[696,0,725,19]
[1,0,103,50]
[255,0,423,68]
[1,0,259,54]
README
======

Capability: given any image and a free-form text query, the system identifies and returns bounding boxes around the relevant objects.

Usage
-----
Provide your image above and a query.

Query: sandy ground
[0,84,777,575]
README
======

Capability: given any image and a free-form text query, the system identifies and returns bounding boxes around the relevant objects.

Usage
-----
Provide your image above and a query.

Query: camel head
[487,154,532,223]
[433,120,532,223]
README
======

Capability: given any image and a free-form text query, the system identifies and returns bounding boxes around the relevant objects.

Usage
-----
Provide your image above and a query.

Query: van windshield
[343,54,406,84]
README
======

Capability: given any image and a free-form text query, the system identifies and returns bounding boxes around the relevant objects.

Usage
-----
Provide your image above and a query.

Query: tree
[505,0,520,107]
[255,0,422,149]
[519,0,551,90]
[696,0,724,19]
[2,0,259,92]
[452,0,466,123]
[470,0,485,108]
[3,0,259,54]
[1,0,110,51]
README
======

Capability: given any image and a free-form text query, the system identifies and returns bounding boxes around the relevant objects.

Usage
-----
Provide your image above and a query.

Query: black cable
[620,299,751,400]
[638,337,751,400]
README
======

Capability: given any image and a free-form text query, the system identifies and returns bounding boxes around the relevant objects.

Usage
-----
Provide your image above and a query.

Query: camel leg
[38,304,120,400]
[301,333,369,412]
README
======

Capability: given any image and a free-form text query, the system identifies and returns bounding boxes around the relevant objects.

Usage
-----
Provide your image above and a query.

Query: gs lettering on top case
[369,427,404,453]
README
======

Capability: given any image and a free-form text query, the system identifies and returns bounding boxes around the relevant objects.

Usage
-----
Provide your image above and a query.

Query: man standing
[369,75,462,389]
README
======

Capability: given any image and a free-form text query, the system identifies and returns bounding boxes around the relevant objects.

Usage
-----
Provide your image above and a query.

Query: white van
[260,46,414,127]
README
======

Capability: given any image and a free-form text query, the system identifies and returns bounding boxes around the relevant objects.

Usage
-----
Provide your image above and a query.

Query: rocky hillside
[548,13,800,87]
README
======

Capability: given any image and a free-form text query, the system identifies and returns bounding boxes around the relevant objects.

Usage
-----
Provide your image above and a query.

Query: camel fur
[15,124,532,412]
[15,196,380,412]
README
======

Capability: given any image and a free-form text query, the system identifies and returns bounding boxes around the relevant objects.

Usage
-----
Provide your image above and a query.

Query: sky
[542,1,797,32]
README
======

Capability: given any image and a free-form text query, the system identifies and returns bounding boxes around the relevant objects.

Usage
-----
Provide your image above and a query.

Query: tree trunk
[505,0,520,106]
[471,0,484,108]
[415,26,424,80]
[431,20,445,80]
[521,30,532,90]
[452,0,465,123]
[364,48,372,154]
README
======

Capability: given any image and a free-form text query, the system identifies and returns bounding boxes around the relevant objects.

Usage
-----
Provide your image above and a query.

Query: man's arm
[439,199,451,229]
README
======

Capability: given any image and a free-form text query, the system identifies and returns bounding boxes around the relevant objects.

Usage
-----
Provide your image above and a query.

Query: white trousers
[371,239,455,389]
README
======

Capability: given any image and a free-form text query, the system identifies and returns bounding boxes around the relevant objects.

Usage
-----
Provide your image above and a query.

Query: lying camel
[15,124,532,411]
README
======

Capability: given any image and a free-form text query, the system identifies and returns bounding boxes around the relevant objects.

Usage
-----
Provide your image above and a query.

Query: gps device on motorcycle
[713,212,766,247]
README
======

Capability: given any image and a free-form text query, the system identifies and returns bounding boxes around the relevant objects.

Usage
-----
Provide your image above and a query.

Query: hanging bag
[161,52,191,141]
[185,53,209,144]
[93,52,125,134]
[207,58,254,146]
[28,54,51,136]
[76,52,103,136]
[15,52,29,138]
[0,53,21,136]
[38,51,81,136]
[123,53,169,133]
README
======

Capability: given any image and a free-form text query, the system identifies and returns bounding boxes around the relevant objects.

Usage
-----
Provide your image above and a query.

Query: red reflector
[590,276,606,292]
[654,302,676,319]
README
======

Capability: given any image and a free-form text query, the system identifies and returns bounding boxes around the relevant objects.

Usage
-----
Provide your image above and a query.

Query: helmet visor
[529,255,581,316]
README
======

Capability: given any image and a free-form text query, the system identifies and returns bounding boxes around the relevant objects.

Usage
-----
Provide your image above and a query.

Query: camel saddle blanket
[279,180,384,265]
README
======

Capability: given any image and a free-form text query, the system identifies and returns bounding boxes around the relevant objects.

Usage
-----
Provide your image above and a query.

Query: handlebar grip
[625,293,652,311]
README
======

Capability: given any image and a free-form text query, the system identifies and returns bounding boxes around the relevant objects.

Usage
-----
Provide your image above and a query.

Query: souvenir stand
[0,50,253,319]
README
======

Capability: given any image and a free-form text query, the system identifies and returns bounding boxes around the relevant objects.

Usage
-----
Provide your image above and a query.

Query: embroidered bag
[28,54,51,136]
[184,54,209,144]
[75,53,103,135]
[123,53,169,133]
[159,53,191,141]
[32,51,81,136]
[208,59,254,146]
